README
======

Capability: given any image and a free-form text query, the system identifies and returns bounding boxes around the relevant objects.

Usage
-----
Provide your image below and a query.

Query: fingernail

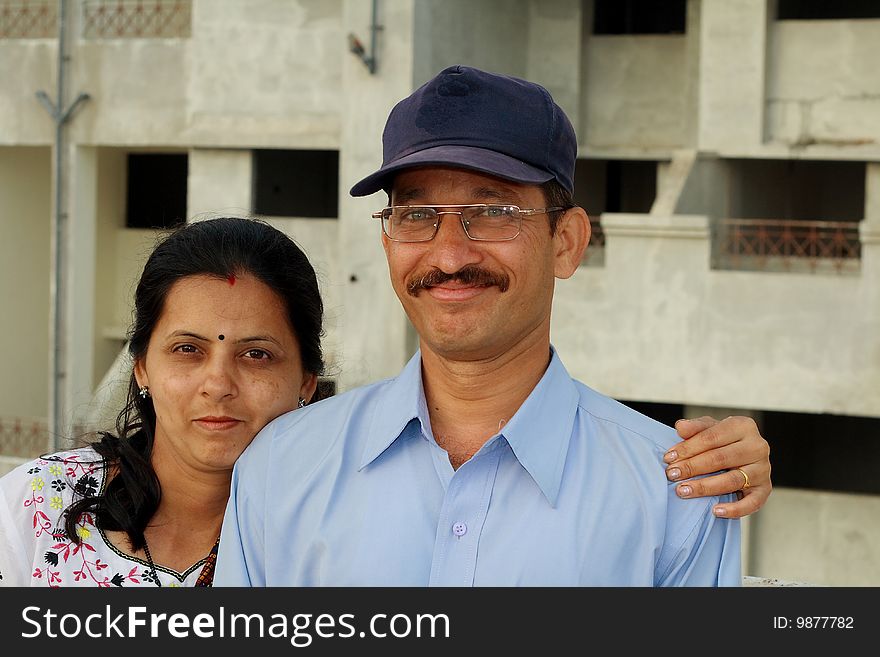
[677,485,692,497]
[667,467,681,481]
[714,506,727,517]
[664,451,678,463]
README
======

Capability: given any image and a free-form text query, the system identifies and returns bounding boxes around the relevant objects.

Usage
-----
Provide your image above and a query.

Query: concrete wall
[0,40,55,145]
[582,35,690,151]
[0,147,51,419]
[748,487,880,586]
[186,0,343,149]
[552,213,879,418]
[0,0,346,149]
[767,20,880,150]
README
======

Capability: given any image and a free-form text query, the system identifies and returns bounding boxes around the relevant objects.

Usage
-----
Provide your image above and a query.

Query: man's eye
[403,210,429,221]
[474,206,512,218]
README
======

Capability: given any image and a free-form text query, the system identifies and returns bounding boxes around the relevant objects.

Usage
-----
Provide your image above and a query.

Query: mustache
[406,265,510,296]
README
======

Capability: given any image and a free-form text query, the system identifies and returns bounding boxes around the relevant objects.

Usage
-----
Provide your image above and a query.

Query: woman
[0,217,323,586]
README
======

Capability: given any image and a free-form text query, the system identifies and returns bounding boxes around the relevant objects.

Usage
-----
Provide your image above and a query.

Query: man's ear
[553,207,591,279]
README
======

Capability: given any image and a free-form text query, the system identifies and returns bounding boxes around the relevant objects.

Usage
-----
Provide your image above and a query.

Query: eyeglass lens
[384,206,520,241]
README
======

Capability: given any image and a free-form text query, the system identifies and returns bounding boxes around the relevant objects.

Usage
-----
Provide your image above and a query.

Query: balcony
[714,218,861,275]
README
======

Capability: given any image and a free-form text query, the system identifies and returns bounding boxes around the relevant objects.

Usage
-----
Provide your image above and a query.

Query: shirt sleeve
[214,422,275,587]
[0,464,37,586]
[655,492,742,587]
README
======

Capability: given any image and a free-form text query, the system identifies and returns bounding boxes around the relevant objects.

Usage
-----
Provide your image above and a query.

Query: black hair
[540,179,575,235]
[63,217,324,550]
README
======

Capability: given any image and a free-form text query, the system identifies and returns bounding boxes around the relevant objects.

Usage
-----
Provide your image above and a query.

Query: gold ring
[736,468,750,491]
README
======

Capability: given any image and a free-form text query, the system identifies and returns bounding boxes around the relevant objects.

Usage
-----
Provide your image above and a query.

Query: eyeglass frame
[372,204,566,243]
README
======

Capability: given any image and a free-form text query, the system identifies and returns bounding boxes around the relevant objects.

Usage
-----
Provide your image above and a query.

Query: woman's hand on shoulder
[663,416,771,519]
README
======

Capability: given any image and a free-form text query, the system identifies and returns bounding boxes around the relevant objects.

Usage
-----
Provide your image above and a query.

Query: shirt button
[452,522,467,537]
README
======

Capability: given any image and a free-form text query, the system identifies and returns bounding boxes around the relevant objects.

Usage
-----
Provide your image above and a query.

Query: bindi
[218,335,225,341]
[227,274,236,286]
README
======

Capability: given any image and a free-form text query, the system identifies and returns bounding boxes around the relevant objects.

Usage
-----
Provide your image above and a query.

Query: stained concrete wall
[0,40,55,145]
[767,20,880,149]
[582,35,690,151]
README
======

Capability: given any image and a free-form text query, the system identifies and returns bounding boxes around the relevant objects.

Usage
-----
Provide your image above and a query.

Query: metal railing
[588,217,606,249]
[581,217,606,267]
[0,416,49,459]
[0,0,57,38]
[715,218,861,274]
[82,0,190,38]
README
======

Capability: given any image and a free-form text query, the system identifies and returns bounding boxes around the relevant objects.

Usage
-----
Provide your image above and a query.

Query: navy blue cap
[349,65,577,197]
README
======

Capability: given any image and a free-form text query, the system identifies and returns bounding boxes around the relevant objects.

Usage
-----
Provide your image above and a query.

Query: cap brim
[349,145,554,197]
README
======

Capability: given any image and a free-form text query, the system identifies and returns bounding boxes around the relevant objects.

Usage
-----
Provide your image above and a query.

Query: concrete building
[1,0,878,585]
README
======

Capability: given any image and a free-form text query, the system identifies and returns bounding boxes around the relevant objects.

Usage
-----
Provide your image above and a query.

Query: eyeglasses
[373,204,564,242]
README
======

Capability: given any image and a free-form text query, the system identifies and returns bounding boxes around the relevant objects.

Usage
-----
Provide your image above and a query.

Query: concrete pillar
[683,0,702,147]
[865,162,880,226]
[698,0,772,151]
[337,0,416,390]
[683,405,764,424]
[861,163,880,293]
[65,145,99,441]
[412,0,528,87]
[525,0,582,122]
[187,148,253,220]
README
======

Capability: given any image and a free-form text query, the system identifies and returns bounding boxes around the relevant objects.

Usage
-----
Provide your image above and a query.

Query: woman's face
[134,273,316,475]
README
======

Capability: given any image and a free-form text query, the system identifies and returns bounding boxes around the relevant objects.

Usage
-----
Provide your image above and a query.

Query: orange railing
[0,416,49,459]
[589,217,605,249]
[715,219,861,274]
[580,217,605,267]
[0,1,56,38]
[82,0,190,38]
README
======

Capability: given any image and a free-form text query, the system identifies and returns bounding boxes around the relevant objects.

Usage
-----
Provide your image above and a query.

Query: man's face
[382,167,582,361]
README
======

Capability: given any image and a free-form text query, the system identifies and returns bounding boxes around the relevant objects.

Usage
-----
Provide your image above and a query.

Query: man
[215,66,769,585]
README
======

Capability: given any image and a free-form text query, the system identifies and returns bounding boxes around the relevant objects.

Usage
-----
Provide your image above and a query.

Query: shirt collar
[359,348,580,507]
[496,348,579,507]
[359,351,429,470]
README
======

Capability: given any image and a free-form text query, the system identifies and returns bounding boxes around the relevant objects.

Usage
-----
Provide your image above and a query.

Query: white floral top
[0,448,207,587]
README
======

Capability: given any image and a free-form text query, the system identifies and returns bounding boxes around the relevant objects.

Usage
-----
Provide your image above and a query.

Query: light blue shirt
[215,349,740,586]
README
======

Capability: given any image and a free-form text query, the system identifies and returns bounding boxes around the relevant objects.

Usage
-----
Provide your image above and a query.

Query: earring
[138,386,151,400]
[298,397,306,408]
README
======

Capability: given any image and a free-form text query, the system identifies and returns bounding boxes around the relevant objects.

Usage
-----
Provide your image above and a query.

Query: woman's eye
[172,344,198,354]
[245,349,271,360]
